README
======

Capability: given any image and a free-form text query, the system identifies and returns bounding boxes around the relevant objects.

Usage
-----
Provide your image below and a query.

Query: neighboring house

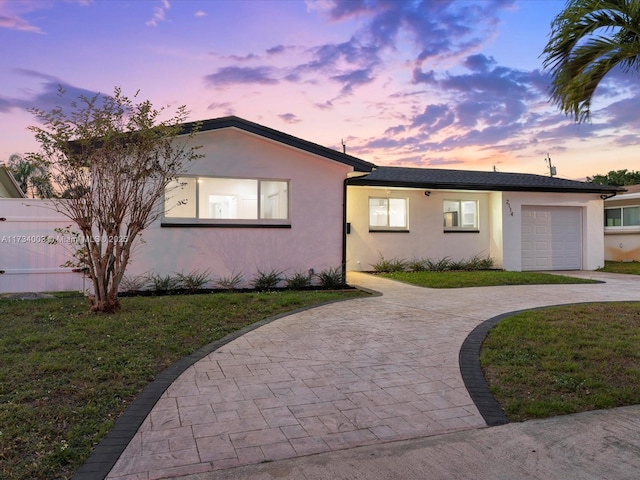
[604,184,640,261]
[0,165,25,198]
[346,167,622,271]
[0,117,623,293]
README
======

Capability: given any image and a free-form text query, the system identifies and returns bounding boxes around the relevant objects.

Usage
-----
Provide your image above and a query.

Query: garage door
[521,206,582,271]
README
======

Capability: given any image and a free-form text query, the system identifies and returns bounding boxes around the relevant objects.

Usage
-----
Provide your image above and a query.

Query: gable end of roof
[181,116,375,172]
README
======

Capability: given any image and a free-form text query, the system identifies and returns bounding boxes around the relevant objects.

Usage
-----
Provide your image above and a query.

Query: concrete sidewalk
[99,271,640,480]
[174,404,640,480]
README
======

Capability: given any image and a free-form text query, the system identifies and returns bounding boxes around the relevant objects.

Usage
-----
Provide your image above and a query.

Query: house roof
[620,184,640,194]
[347,166,624,194]
[604,184,640,203]
[0,165,26,198]
[181,116,376,172]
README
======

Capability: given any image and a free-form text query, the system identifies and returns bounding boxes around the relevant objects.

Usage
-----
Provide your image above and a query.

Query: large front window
[605,206,640,227]
[369,197,408,230]
[443,200,478,231]
[164,176,289,224]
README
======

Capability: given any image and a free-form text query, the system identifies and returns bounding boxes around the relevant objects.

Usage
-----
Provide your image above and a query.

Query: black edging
[72,293,373,480]
[458,310,524,427]
[459,301,611,427]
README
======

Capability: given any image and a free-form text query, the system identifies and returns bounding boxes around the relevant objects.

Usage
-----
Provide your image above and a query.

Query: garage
[521,206,582,271]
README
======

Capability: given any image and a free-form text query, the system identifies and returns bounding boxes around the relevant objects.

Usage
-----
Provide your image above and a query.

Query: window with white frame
[605,206,640,228]
[369,197,408,230]
[443,200,478,230]
[164,176,289,224]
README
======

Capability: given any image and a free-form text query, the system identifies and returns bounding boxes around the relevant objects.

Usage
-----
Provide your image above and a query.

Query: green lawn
[0,290,364,480]
[599,260,640,275]
[378,270,597,288]
[480,302,640,421]
[382,269,640,421]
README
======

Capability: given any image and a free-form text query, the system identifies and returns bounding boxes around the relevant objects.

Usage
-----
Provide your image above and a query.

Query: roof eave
[346,178,622,194]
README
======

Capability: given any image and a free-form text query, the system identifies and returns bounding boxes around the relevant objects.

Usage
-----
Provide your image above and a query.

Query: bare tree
[27,87,202,312]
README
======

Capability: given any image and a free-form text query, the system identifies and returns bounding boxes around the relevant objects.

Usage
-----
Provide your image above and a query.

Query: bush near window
[372,253,495,273]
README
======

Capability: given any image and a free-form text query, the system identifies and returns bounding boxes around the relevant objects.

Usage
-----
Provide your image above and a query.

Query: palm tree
[542,0,640,123]
[7,153,55,198]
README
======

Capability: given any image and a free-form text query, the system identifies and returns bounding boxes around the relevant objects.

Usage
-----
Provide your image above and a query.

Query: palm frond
[542,0,640,122]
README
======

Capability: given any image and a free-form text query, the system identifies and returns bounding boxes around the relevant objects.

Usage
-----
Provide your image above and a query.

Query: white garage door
[521,206,582,271]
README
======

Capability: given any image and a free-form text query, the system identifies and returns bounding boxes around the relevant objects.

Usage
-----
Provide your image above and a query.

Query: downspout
[600,192,618,200]
[342,177,348,282]
[342,170,373,280]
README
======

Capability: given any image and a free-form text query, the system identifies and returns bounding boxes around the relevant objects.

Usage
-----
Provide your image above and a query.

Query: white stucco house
[346,167,621,271]
[129,117,375,284]
[604,184,640,261]
[0,117,623,293]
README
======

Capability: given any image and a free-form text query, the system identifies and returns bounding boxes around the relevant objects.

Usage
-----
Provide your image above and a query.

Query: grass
[480,302,640,422]
[0,290,364,480]
[599,260,640,275]
[378,270,598,288]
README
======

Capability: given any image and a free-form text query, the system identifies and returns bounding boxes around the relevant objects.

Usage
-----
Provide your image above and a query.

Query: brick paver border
[458,302,614,427]
[72,297,363,480]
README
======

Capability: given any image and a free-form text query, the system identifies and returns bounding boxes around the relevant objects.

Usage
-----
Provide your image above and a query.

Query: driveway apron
[105,271,640,480]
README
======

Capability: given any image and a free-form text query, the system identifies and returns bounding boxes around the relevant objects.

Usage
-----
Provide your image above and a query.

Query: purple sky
[1,0,639,180]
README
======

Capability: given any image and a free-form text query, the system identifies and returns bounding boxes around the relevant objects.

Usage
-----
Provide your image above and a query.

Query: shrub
[251,269,283,291]
[119,273,149,292]
[147,273,181,291]
[316,266,346,289]
[176,269,211,292]
[214,273,244,290]
[407,258,428,272]
[447,259,467,271]
[425,257,453,272]
[371,255,407,273]
[286,271,312,290]
[464,253,495,271]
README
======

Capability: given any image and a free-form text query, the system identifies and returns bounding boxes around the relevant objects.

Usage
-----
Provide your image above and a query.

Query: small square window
[623,206,640,226]
[369,197,408,230]
[444,200,478,230]
[605,208,622,227]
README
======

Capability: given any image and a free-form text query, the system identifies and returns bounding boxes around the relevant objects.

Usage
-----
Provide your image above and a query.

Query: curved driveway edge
[73,297,363,480]
[90,271,640,480]
[458,310,513,426]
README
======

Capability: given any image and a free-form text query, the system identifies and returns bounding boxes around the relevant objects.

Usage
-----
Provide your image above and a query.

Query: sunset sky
[1,0,639,180]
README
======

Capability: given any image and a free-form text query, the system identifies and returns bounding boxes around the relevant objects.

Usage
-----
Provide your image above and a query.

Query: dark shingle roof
[347,166,623,194]
[181,116,376,172]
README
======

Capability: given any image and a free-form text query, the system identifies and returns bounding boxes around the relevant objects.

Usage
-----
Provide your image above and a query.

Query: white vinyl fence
[0,199,86,293]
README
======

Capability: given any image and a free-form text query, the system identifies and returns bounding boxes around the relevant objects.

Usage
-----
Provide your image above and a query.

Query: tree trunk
[90,295,121,313]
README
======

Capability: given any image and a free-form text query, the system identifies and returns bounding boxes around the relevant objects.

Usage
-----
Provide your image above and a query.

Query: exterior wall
[604,192,640,261]
[0,199,85,293]
[127,128,353,286]
[0,168,24,198]
[488,191,504,268]
[500,192,604,271]
[346,186,493,271]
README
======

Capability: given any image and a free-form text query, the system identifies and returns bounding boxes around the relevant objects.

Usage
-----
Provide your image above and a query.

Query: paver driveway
[105,271,640,480]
